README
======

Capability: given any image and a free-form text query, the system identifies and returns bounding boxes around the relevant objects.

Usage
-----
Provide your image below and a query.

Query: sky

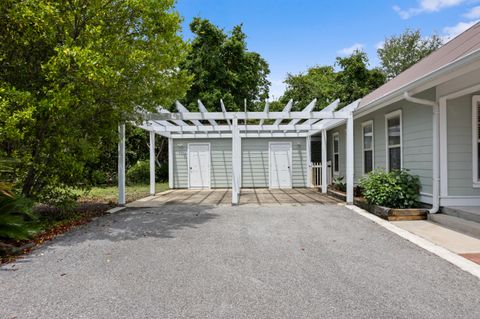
[176,0,480,100]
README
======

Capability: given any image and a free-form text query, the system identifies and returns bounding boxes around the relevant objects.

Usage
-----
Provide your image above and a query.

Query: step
[441,206,480,223]
[428,213,480,240]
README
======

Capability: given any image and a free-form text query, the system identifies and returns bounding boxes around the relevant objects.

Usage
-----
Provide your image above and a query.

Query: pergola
[118,99,360,205]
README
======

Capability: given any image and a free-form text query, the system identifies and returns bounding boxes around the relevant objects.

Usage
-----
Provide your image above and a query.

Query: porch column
[306,136,312,187]
[321,129,328,193]
[232,117,241,205]
[346,113,354,204]
[118,123,126,206]
[149,131,155,196]
[168,137,173,189]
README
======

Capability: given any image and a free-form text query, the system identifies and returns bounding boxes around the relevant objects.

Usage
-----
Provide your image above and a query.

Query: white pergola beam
[231,117,241,205]
[118,123,126,205]
[157,107,189,127]
[303,99,339,126]
[273,100,293,125]
[170,132,309,138]
[220,100,232,126]
[198,100,218,126]
[259,101,269,126]
[289,99,316,126]
[176,101,203,126]
[168,137,173,189]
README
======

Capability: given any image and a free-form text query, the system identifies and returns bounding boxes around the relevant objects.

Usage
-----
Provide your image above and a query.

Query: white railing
[310,161,332,188]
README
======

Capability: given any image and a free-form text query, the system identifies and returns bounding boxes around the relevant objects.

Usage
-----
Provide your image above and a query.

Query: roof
[359,22,480,109]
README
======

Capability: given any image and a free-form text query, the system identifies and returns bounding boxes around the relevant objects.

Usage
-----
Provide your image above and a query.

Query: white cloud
[268,79,286,101]
[393,0,466,19]
[337,43,365,56]
[464,5,480,19]
[375,41,385,50]
[442,20,479,42]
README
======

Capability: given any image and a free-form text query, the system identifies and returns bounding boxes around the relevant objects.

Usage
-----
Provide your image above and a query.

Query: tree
[378,29,443,79]
[0,0,190,202]
[181,18,270,111]
[278,51,385,110]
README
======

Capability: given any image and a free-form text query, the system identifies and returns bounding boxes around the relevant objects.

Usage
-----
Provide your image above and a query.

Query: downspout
[403,92,440,213]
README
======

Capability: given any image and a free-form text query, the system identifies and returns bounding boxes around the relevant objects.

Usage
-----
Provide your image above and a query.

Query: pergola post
[118,123,126,206]
[168,137,173,189]
[232,117,241,205]
[306,135,312,187]
[149,131,155,196]
[321,129,328,193]
[346,113,354,204]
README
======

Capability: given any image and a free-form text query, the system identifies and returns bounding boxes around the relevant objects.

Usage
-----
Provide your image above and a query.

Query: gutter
[403,92,440,214]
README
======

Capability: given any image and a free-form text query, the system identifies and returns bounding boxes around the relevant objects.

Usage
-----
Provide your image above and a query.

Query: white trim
[149,131,156,195]
[268,141,293,189]
[306,136,312,187]
[385,110,403,171]
[118,123,126,206]
[332,132,340,175]
[361,120,374,175]
[321,129,328,193]
[346,205,480,280]
[187,143,211,189]
[168,138,173,189]
[439,97,449,196]
[472,96,480,187]
[420,192,433,205]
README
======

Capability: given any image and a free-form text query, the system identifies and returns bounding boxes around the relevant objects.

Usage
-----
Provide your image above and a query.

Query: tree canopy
[181,18,270,111]
[0,0,190,201]
[378,29,443,79]
[278,51,385,110]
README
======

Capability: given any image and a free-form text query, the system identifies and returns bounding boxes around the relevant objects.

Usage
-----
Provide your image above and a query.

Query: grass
[76,182,169,204]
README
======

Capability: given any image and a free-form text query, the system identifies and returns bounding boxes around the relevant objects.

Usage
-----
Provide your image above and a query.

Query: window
[333,133,339,174]
[362,121,374,174]
[472,96,480,186]
[386,110,402,171]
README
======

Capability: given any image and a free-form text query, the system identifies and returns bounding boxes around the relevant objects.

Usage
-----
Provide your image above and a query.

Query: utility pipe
[403,92,439,214]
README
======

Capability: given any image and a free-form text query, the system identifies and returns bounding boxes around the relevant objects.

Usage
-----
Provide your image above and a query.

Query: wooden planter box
[327,188,427,221]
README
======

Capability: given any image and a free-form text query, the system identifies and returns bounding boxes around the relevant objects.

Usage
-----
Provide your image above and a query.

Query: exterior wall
[446,92,480,196]
[327,89,435,196]
[172,138,232,188]
[242,138,307,188]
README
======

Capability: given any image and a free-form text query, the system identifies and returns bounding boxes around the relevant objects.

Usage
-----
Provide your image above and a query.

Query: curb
[106,207,126,214]
[345,204,480,280]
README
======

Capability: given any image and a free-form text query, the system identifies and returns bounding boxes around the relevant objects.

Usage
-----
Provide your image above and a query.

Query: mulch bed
[0,201,114,265]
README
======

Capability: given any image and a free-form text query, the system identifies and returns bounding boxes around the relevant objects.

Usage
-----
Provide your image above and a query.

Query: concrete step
[428,213,480,240]
[441,206,480,223]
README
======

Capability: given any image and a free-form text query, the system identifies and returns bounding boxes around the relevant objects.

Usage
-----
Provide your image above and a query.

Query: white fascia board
[170,132,309,139]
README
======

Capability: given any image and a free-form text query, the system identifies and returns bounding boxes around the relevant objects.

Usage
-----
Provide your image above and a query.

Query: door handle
[189,167,192,170]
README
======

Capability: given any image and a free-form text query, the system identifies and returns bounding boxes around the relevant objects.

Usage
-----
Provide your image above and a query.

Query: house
[120,23,480,224]
[323,22,480,218]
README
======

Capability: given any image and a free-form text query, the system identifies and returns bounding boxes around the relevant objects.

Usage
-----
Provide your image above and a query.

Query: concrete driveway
[1,203,480,319]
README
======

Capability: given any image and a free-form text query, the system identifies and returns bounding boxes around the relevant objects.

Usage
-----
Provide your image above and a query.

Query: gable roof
[359,22,480,109]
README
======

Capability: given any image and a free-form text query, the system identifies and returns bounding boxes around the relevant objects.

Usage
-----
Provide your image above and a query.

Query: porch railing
[310,161,332,188]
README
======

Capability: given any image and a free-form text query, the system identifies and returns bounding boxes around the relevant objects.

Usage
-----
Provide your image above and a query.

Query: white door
[188,143,210,188]
[269,142,292,188]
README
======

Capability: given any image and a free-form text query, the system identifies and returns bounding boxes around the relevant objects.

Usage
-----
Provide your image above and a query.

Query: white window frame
[332,132,340,175]
[385,110,402,171]
[362,120,374,175]
[472,96,480,187]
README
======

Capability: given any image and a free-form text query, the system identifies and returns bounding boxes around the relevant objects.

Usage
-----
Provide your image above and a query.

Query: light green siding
[172,138,232,188]
[241,138,307,188]
[447,93,480,196]
[327,89,435,195]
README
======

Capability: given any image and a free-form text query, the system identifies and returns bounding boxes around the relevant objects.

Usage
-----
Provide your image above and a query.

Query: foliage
[332,176,346,192]
[0,159,37,242]
[126,160,150,185]
[0,0,190,204]
[180,18,270,111]
[378,29,443,79]
[75,183,169,204]
[279,51,385,110]
[360,169,421,208]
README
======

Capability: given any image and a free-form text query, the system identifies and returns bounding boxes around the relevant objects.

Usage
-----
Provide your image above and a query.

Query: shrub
[332,176,346,192]
[360,169,420,208]
[157,163,169,182]
[127,160,150,185]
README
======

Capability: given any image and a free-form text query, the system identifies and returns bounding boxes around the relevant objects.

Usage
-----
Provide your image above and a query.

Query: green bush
[360,169,420,208]
[332,176,346,192]
[127,160,150,185]
[157,163,169,182]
